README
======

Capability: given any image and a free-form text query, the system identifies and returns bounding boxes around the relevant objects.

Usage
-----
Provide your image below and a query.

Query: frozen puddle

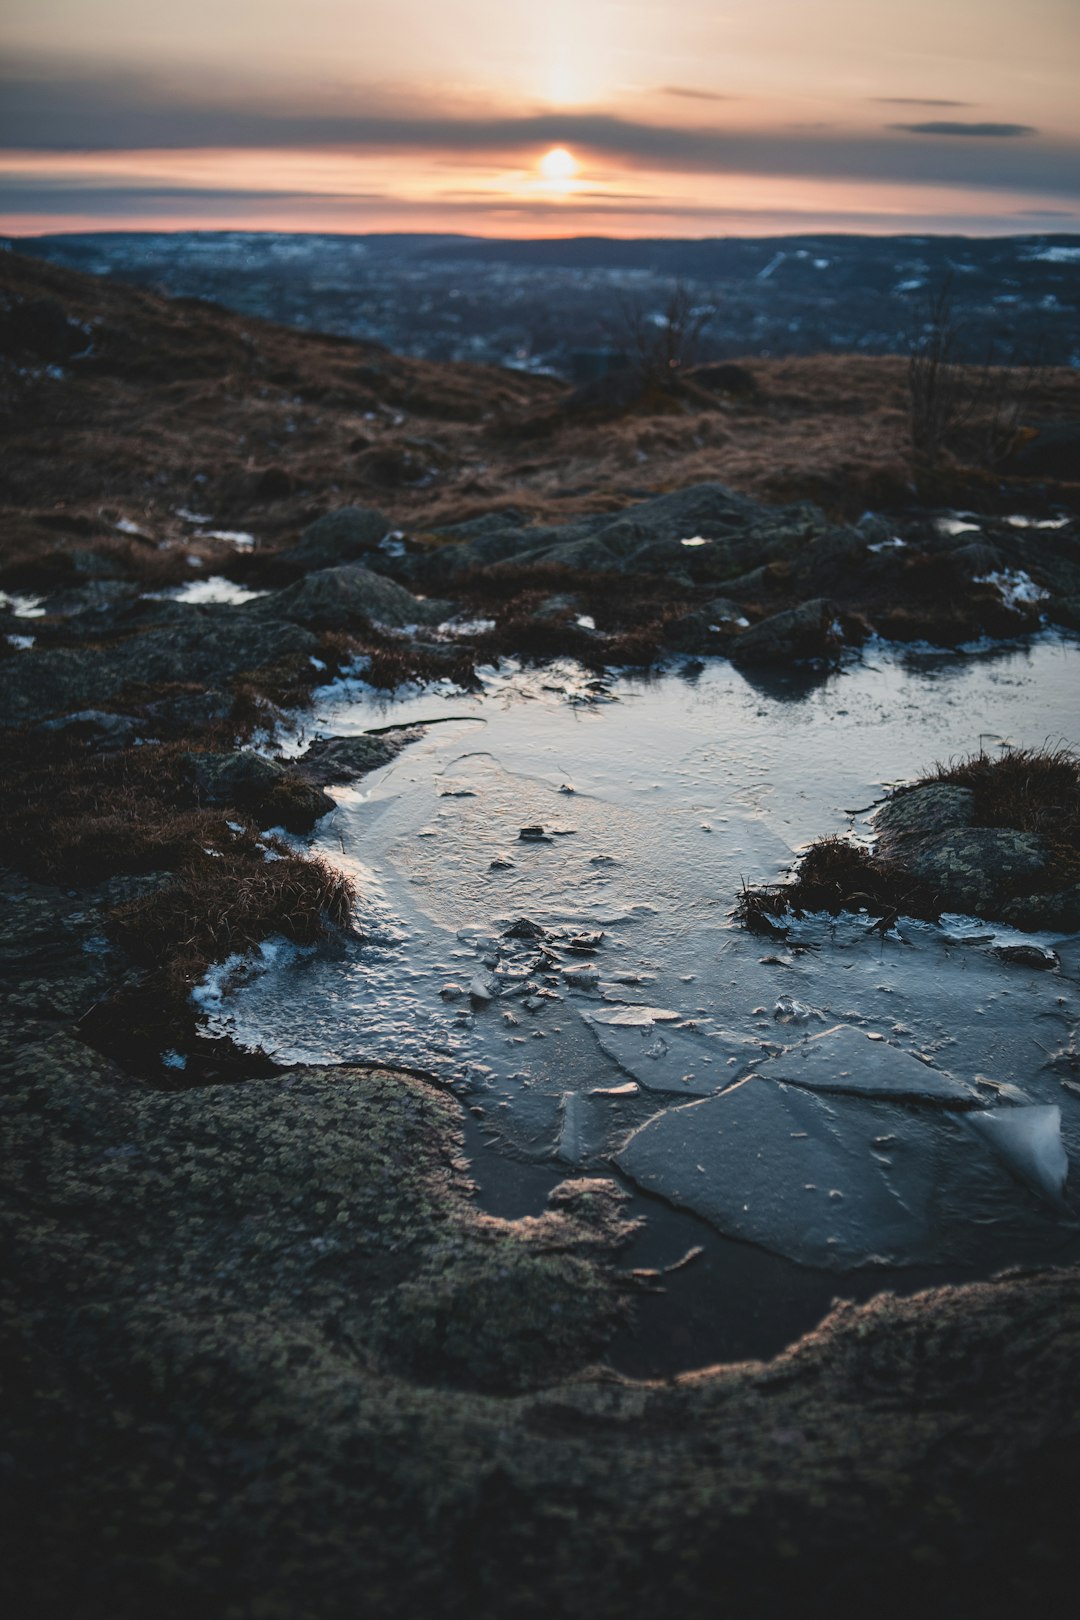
[204,639,1080,1277]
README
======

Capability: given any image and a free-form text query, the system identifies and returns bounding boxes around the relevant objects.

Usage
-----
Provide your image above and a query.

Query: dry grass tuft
[111,848,355,994]
[734,836,942,928]
[735,746,1080,932]
[0,735,215,882]
[924,745,1080,842]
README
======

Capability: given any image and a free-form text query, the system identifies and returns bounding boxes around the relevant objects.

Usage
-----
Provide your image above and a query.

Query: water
[202,637,1080,1361]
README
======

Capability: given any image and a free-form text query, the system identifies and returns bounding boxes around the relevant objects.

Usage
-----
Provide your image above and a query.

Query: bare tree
[615,281,716,388]
[909,277,1043,468]
[908,277,971,462]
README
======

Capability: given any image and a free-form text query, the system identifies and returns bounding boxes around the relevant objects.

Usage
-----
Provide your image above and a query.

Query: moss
[3,1035,1078,1616]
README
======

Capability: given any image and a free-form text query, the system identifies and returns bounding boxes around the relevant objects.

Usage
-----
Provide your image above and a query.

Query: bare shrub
[616,281,716,388]
[909,278,1042,467]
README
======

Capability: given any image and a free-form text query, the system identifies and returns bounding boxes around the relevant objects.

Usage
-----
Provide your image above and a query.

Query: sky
[1,1,1079,238]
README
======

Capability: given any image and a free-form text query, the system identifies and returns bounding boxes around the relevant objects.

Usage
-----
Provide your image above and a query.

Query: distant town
[11,230,1080,381]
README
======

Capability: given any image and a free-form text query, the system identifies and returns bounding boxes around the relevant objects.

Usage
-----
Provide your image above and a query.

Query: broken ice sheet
[590,1004,682,1027]
[966,1106,1070,1208]
[615,1077,1068,1270]
[583,1013,760,1094]
[757,1024,976,1104]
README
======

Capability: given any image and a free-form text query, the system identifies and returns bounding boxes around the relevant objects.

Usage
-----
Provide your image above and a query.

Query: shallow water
[204,638,1080,1359]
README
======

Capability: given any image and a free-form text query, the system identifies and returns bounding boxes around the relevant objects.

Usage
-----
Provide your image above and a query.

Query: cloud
[0,59,1075,196]
[890,121,1036,137]
[660,87,734,102]
[872,98,972,108]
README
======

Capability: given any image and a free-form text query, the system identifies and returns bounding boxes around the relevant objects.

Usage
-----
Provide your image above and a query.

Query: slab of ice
[966,1106,1069,1208]
[557,1091,588,1164]
[616,1077,1061,1270]
[758,1024,975,1103]
[590,1004,682,1027]
[584,1015,757,1095]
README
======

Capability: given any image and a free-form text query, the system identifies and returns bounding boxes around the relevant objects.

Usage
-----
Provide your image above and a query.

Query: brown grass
[734,836,943,929]
[111,848,355,994]
[0,735,214,882]
[923,745,1080,839]
[4,251,1075,597]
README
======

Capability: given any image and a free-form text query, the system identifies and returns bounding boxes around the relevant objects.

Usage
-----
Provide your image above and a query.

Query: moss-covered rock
[4,1022,1078,1618]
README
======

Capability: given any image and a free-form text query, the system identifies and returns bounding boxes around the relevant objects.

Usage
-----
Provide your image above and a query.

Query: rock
[187,750,335,831]
[704,596,747,627]
[4,617,320,725]
[246,563,440,630]
[730,599,838,666]
[1003,420,1080,480]
[280,505,391,570]
[891,827,1047,916]
[1048,594,1080,631]
[998,885,1080,932]
[756,1024,975,1103]
[38,579,141,619]
[663,611,718,653]
[995,943,1059,970]
[295,729,421,786]
[408,482,827,585]
[874,784,975,846]
[36,709,144,748]
[531,592,584,621]
[503,918,546,940]
[518,826,551,842]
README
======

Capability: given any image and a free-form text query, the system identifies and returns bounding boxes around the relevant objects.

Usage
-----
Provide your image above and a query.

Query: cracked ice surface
[756,1024,976,1103]
[616,1078,1072,1270]
[583,1013,761,1095]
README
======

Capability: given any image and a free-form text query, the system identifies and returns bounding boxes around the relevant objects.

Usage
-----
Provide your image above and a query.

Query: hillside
[3,245,1078,598]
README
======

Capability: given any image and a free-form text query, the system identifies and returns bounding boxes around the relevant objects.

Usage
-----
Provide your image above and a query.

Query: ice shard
[966,1106,1070,1208]
[757,1024,975,1104]
[583,1014,758,1095]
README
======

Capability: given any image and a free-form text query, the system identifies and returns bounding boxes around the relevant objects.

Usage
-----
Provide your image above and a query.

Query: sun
[538,147,579,185]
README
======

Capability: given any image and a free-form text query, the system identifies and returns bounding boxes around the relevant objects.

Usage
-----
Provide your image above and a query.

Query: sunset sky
[2,0,1078,237]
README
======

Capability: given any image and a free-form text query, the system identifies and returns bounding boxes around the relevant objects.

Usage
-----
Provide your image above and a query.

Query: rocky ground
[3,248,1080,1616]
